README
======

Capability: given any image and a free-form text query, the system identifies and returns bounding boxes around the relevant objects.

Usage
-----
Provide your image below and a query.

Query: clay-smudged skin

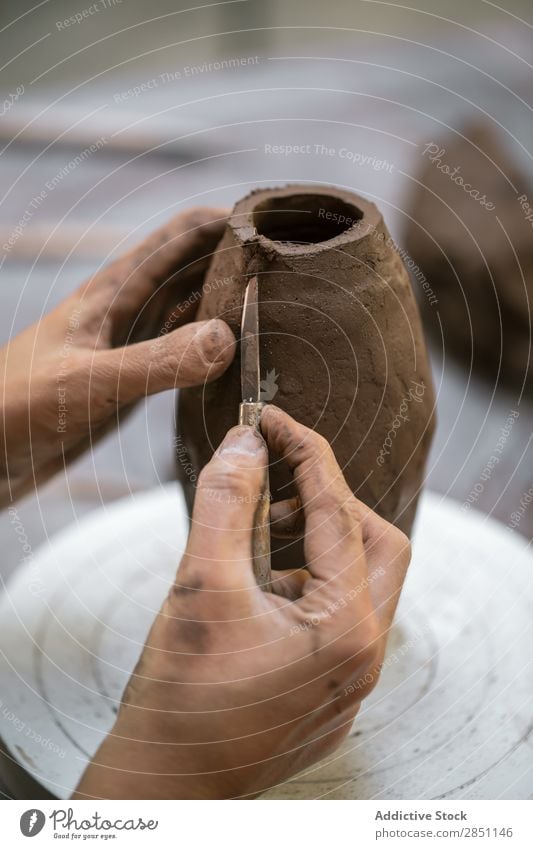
[177,185,435,569]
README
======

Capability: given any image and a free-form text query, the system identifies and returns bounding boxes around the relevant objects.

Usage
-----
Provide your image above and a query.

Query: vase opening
[252,193,362,244]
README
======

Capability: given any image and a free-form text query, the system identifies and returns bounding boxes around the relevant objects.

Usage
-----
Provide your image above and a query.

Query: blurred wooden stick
[1,223,134,260]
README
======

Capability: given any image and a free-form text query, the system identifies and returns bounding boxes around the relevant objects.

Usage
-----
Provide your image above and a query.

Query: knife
[239,276,271,590]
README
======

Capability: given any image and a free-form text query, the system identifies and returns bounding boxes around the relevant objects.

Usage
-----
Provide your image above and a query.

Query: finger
[261,405,367,590]
[360,510,412,630]
[269,568,310,600]
[81,208,228,312]
[91,318,235,404]
[270,496,304,539]
[179,425,269,592]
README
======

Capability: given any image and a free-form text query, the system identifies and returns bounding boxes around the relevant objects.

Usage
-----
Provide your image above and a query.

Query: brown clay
[403,123,533,388]
[177,185,436,569]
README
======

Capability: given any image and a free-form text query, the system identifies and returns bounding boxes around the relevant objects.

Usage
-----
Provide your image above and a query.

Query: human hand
[0,208,235,505]
[73,406,411,800]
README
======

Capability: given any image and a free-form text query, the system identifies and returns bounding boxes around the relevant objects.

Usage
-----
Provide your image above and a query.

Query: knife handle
[238,401,271,591]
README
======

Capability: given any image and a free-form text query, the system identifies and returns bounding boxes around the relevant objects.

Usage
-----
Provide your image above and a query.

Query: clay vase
[177,185,435,570]
[403,122,533,389]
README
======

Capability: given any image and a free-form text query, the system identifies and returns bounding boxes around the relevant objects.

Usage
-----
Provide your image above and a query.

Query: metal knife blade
[238,275,271,590]
[240,276,261,404]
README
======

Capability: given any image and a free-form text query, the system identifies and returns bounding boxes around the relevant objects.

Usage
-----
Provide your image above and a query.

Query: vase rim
[230,184,382,256]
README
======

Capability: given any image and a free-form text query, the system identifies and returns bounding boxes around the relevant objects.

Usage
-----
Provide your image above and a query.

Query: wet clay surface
[177,185,436,569]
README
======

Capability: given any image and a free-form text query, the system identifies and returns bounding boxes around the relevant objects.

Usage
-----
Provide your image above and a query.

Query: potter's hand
[0,209,235,506]
[73,406,411,800]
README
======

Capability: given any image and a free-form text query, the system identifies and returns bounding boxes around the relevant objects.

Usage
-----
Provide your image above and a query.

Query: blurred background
[1,0,532,578]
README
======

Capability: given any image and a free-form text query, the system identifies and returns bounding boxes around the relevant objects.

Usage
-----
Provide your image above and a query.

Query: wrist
[73,709,238,800]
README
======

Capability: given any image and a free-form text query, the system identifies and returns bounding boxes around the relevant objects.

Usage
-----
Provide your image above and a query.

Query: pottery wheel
[0,486,532,800]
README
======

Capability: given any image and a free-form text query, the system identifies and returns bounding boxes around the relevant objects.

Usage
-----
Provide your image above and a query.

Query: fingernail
[217,426,265,457]
[195,319,234,363]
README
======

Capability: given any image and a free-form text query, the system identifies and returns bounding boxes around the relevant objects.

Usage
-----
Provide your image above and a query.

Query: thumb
[181,426,269,592]
[93,319,236,404]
